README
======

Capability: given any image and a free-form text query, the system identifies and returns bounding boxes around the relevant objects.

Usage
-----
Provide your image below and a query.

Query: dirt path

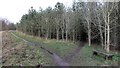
[11,31,86,66]
[64,42,85,62]
[11,32,69,66]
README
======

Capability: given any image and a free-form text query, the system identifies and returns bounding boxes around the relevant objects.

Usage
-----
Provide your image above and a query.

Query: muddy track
[11,32,69,66]
[11,32,86,66]
[64,42,85,62]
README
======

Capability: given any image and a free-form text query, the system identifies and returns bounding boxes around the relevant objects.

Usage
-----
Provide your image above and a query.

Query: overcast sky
[0,0,118,24]
[0,0,73,23]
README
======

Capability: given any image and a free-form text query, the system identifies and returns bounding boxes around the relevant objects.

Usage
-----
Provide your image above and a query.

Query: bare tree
[101,2,119,52]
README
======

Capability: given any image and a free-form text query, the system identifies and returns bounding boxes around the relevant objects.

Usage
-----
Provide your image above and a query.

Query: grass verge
[11,30,119,66]
[3,31,54,66]
[12,31,78,59]
[71,45,119,66]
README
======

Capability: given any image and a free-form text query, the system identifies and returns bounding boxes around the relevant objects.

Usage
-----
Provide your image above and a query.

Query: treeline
[0,18,16,31]
[17,1,120,52]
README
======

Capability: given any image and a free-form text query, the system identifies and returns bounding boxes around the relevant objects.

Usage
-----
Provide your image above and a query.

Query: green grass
[11,31,119,66]
[3,43,54,66]
[71,45,119,66]
[45,40,78,58]
[3,31,54,66]
[12,31,78,58]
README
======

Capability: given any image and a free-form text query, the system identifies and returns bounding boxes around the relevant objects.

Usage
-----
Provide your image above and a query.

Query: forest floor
[1,30,120,66]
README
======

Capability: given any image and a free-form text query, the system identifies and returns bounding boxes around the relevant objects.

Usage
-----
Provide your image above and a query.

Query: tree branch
[110,25,120,30]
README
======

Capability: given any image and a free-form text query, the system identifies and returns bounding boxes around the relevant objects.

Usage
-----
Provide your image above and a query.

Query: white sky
[0,0,119,24]
[0,0,73,23]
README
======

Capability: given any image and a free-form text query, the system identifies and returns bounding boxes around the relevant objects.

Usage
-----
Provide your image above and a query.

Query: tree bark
[66,30,68,41]
[113,11,117,47]
[72,29,75,42]
[62,29,64,40]
[66,21,68,41]
[87,20,91,46]
[57,29,59,40]
[104,14,107,50]
[49,29,51,39]
[106,13,110,52]
[46,29,49,40]
[98,17,104,48]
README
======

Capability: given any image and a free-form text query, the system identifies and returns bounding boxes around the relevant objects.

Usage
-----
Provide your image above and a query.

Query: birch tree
[81,2,92,46]
[101,2,119,52]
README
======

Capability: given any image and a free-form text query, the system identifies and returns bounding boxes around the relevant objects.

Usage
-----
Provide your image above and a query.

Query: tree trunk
[66,16,69,41]
[66,30,68,41]
[49,29,51,39]
[46,29,49,40]
[106,14,110,52]
[114,12,117,47]
[98,17,104,48]
[88,29,91,46]
[57,29,59,40]
[62,29,64,40]
[104,14,107,50]
[38,29,41,37]
[72,29,75,42]
[106,25,110,52]
[100,28,104,48]
[41,26,43,37]
[56,19,59,40]
[87,20,91,46]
